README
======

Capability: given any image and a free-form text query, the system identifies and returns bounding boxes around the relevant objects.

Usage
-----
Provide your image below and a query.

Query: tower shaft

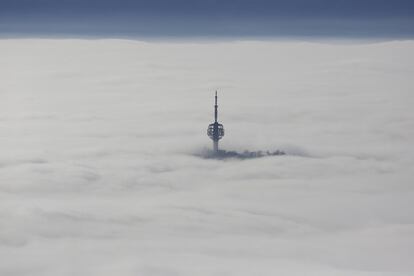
[213,140,218,152]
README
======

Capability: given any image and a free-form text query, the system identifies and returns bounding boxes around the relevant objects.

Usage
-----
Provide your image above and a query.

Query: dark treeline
[199,149,286,160]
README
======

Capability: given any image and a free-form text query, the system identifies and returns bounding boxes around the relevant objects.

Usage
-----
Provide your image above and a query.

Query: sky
[1,0,414,38]
[1,39,414,275]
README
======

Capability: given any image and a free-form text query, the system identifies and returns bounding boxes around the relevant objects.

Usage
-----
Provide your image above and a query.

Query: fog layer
[1,39,414,275]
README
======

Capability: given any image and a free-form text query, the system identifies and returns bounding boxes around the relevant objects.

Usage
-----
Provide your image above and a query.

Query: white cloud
[0,39,413,275]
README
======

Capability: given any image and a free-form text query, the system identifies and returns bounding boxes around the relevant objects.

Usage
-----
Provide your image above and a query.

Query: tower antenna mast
[214,91,218,123]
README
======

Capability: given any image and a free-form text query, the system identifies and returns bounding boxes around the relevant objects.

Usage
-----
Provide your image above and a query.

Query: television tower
[207,91,225,153]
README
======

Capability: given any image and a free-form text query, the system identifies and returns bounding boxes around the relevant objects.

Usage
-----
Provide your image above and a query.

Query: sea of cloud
[1,39,413,275]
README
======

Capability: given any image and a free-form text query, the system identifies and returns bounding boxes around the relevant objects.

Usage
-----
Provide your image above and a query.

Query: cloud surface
[0,39,414,275]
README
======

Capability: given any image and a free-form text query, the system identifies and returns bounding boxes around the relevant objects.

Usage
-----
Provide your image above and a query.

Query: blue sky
[1,0,414,38]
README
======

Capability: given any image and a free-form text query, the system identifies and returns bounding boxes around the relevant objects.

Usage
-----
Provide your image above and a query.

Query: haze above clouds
[2,0,414,38]
[1,39,414,275]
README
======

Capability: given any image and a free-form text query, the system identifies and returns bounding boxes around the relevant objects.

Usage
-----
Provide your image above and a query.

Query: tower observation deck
[207,91,225,152]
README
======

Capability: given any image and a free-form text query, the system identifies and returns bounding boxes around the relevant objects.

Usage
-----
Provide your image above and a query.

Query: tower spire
[214,91,218,123]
